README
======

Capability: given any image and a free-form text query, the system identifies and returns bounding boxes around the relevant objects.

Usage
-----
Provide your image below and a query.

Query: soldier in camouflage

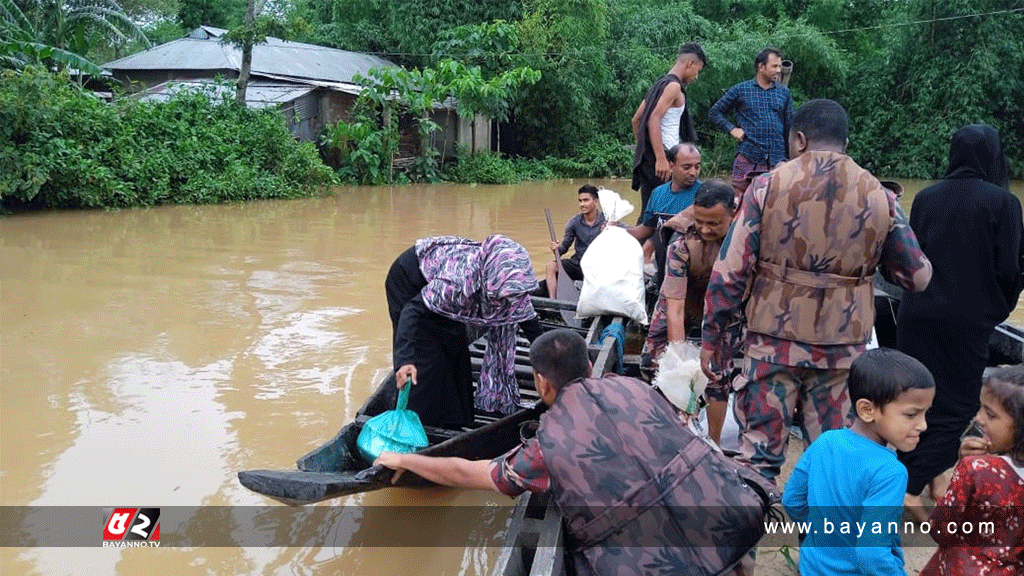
[641,179,738,443]
[377,329,773,576]
[700,99,933,481]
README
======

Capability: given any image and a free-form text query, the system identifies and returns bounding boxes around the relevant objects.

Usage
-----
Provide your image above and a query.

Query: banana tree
[0,0,149,75]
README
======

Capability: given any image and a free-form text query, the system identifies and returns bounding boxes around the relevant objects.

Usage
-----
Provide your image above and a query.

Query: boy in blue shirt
[782,348,935,575]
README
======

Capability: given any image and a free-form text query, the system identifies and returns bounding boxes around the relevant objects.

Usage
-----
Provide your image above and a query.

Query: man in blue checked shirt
[709,47,793,201]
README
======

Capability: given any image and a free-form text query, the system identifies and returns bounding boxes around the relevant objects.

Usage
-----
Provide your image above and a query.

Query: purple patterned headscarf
[416,235,538,414]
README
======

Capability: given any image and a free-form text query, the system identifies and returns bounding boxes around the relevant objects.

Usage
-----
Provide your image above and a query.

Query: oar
[545,208,582,328]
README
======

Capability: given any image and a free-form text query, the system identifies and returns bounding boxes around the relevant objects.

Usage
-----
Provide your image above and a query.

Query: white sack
[577,226,648,325]
[652,340,709,416]
[596,187,634,222]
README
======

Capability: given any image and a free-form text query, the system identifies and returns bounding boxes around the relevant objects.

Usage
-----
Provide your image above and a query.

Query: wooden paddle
[545,208,582,328]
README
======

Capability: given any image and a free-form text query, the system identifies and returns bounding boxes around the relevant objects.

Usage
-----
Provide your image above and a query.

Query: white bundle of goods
[652,340,708,416]
[596,187,634,222]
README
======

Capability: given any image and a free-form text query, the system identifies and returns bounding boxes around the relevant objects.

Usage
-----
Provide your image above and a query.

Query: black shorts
[560,257,584,282]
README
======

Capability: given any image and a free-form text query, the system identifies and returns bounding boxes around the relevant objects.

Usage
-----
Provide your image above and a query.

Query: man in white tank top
[631,43,706,223]
[660,105,686,151]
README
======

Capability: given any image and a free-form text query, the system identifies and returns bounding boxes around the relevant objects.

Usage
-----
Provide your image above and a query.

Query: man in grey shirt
[546,185,606,297]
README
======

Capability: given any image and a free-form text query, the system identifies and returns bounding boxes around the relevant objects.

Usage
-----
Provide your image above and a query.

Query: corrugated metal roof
[104,27,398,84]
[139,79,316,109]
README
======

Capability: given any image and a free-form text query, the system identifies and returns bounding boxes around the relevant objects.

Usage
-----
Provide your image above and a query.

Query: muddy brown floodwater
[2,178,1021,576]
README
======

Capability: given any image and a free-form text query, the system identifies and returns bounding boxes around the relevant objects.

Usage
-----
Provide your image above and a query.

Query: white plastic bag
[577,226,648,325]
[596,187,634,222]
[652,341,709,416]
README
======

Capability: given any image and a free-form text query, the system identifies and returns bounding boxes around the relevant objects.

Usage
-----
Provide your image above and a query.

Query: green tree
[854,0,1024,178]
[220,0,303,106]
[288,0,390,54]
[603,0,714,141]
[291,0,522,67]
[514,0,610,157]
[325,58,539,184]
[143,18,185,46]
[1,0,149,74]
[119,0,176,22]
[430,20,524,77]
[178,0,231,29]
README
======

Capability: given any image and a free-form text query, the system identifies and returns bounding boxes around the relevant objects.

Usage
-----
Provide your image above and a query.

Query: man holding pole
[545,184,605,299]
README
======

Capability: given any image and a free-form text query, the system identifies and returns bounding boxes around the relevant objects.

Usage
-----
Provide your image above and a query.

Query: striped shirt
[709,79,793,167]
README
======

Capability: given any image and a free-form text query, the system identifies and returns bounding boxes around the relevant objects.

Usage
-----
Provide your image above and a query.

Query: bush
[445,149,521,184]
[542,134,632,179]
[512,157,557,181]
[1,68,337,211]
[319,117,396,185]
[443,136,631,184]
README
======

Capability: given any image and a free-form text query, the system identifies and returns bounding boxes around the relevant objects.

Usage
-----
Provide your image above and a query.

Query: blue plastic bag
[357,379,429,463]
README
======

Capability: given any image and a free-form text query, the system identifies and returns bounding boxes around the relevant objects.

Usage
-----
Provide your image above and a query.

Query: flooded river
[2,178,1022,575]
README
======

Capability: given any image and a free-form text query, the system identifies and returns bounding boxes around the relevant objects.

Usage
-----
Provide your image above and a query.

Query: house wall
[457,114,493,154]
[428,111,495,158]
[284,91,322,142]
[321,91,358,125]
[430,109,458,159]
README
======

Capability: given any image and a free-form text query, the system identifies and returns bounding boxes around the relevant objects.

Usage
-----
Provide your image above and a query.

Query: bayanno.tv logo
[102,508,161,548]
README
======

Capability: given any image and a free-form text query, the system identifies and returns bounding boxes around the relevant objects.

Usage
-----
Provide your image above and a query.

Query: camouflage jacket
[643,209,721,371]
[745,152,891,345]
[703,152,932,369]
[538,375,774,576]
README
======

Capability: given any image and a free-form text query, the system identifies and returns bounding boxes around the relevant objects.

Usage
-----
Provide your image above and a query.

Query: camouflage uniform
[492,375,773,576]
[641,209,734,402]
[702,151,932,480]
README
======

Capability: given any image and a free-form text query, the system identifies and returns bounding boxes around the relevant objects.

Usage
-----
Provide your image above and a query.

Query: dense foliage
[851,0,1024,178]
[4,0,1022,210]
[292,0,522,68]
[0,67,336,211]
[289,0,1024,180]
[320,48,541,185]
[443,135,631,185]
[1,0,150,74]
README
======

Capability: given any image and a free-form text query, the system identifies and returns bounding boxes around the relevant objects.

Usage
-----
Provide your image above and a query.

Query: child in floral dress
[921,365,1024,576]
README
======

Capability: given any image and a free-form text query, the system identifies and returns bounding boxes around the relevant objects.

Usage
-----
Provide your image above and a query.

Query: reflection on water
[1,178,1021,575]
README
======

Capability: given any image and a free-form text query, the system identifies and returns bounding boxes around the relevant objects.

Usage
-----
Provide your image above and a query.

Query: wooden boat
[237,297,630,505]
[873,276,1024,365]
[491,490,565,576]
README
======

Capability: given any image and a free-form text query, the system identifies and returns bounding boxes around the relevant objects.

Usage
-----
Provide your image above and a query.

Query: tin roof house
[103,26,399,143]
[104,27,490,156]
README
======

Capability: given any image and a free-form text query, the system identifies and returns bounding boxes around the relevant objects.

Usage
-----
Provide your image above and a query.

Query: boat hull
[238,297,587,505]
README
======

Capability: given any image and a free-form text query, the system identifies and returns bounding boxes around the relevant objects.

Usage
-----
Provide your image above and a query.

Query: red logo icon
[103,508,160,541]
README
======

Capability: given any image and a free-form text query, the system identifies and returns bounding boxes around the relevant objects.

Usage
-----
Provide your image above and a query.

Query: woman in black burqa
[897,124,1024,507]
[385,235,543,429]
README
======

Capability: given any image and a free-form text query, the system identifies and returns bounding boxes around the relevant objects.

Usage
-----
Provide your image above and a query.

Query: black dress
[896,125,1024,495]
[386,246,474,428]
[385,246,545,429]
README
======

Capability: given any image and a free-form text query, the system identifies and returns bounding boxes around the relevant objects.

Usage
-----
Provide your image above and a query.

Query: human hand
[655,157,671,181]
[550,241,560,253]
[395,365,417,387]
[700,347,720,381]
[374,451,406,484]
[959,436,990,458]
[729,127,745,142]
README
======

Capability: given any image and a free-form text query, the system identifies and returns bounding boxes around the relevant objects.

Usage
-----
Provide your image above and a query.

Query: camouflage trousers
[733,356,853,481]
